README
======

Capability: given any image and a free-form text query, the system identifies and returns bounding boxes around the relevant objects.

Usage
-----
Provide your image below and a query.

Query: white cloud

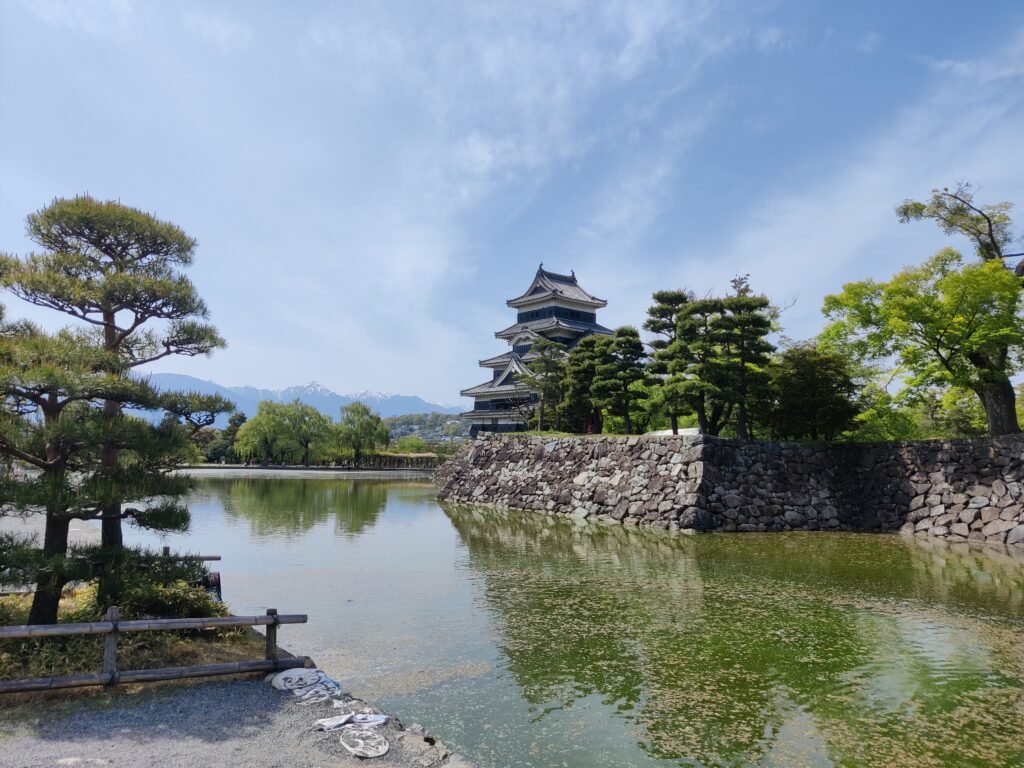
[755,25,796,53]
[671,29,1024,342]
[857,31,881,54]
[182,10,252,53]
[19,0,131,36]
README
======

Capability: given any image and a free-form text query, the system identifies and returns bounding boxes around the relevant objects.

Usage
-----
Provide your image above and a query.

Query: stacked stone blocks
[434,433,1024,546]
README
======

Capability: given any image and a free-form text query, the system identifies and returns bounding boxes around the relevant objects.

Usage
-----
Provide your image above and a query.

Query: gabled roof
[460,356,536,397]
[507,265,607,310]
[479,348,540,368]
[495,316,613,341]
[479,351,514,368]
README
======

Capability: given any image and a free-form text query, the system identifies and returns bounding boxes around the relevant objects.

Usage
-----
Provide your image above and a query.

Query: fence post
[265,608,278,661]
[103,606,120,685]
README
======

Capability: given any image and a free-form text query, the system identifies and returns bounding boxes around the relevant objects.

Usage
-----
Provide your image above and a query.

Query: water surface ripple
[126,477,1024,768]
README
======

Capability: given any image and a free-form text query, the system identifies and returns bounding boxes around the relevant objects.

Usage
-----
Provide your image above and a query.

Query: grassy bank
[0,584,264,684]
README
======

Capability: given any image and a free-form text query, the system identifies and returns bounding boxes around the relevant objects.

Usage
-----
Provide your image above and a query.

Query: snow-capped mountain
[142,374,463,426]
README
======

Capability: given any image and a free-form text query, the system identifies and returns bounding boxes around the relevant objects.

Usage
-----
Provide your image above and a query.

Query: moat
[127,475,1024,768]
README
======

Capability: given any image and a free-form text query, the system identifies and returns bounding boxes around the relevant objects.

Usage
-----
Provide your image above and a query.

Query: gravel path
[0,678,477,768]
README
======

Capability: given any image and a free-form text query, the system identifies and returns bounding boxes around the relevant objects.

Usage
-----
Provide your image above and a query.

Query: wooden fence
[0,607,309,694]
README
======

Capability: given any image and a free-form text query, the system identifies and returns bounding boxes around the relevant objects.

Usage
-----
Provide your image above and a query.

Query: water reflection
[196,478,424,537]
[443,504,1024,767]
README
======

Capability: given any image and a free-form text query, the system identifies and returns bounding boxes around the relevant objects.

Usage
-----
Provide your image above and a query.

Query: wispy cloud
[672,28,1024,341]
[181,10,252,53]
[856,31,881,55]
[755,25,796,53]
[19,0,131,36]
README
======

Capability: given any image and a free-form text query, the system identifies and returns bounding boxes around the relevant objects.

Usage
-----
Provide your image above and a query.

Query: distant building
[461,265,613,437]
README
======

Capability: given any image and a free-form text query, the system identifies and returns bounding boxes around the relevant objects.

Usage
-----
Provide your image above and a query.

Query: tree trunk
[974,378,1021,435]
[671,413,679,436]
[99,400,123,550]
[736,404,748,440]
[623,407,632,435]
[538,396,546,432]
[28,514,70,625]
[695,400,710,435]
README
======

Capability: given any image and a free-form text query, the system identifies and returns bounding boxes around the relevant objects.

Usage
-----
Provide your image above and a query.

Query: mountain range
[143,374,463,427]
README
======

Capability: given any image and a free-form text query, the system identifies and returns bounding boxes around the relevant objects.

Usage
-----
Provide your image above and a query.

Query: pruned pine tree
[719,277,775,439]
[668,299,732,436]
[559,335,610,434]
[666,279,775,437]
[0,321,226,624]
[644,290,693,434]
[591,326,650,434]
[524,337,567,431]
[0,195,227,571]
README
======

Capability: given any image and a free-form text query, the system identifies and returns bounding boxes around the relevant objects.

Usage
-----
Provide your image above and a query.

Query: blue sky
[2,1,1023,406]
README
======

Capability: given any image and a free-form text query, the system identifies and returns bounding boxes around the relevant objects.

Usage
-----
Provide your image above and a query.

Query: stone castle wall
[435,433,1024,546]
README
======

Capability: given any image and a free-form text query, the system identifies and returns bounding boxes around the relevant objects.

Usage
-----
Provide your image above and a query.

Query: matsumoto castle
[461,265,613,436]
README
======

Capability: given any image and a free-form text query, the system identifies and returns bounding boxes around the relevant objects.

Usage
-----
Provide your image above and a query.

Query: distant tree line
[192,406,463,465]
[520,183,1024,441]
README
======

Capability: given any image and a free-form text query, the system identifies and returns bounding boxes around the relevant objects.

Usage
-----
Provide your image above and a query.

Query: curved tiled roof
[507,266,607,309]
[495,316,613,340]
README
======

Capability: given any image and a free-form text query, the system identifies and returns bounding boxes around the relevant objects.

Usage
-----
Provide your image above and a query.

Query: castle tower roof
[506,265,607,310]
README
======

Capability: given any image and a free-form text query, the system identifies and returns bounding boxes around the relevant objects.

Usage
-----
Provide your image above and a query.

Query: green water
[127,475,1024,767]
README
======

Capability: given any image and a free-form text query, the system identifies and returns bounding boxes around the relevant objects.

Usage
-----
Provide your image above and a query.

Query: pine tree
[665,278,775,437]
[0,320,224,623]
[644,290,692,433]
[524,337,567,431]
[559,335,610,434]
[1,196,225,559]
[591,326,650,434]
[1,196,230,610]
[719,276,775,439]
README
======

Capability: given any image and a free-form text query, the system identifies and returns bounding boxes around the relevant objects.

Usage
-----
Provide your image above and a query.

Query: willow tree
[337,402,389,464]
[0,196,226,559]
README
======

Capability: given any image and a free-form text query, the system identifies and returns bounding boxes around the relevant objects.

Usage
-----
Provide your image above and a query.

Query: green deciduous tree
[896,182,1022,267]
[822,249,1024,435]
[843,382,920,442]
[394,435,430,453]
[281,400,332,466]
[889,183,1023,434]
[337,402,390,464]
[234,402,291,465]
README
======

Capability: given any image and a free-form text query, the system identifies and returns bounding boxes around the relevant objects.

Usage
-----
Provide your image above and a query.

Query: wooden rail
[0,607,309,694]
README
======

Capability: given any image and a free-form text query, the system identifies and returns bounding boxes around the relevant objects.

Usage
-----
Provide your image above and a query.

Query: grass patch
[0,584,265,685]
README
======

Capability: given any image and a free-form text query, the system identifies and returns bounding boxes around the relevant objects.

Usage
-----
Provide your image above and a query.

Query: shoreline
[181,465,436,480]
